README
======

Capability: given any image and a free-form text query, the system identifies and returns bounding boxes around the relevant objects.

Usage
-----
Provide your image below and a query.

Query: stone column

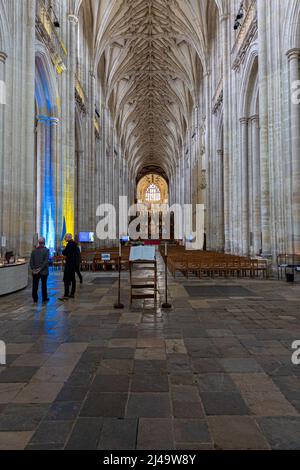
[247,120,253,255]
[240,118,249,255]
[217,150,224,251]
[0,52,7,240]
[50,117,59,250]
[257,0,271,256]
[220,13,231,253]
[89,72,96,229]
[67,14,78,238]
[250,115,261,255]
[100,104,105,207]
[181,155,184,208]
[36,116,48,239]
[287,48,300,253]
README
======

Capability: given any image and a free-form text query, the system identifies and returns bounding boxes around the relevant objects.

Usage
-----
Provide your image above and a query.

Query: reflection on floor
[0,256,300,450]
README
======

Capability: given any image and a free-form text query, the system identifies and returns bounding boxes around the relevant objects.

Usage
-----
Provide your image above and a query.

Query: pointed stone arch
[284,0,300,51]
[239,45,259,119]
[35,42,59,117]
[0,0,11,54]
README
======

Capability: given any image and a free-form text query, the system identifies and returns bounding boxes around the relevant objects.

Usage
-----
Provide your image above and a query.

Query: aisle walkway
[0,255,300,449]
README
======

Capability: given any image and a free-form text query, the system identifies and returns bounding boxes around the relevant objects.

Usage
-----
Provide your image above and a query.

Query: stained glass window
[146,184,161,202]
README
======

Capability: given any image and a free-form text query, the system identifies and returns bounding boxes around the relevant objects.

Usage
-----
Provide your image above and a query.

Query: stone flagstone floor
[0,255,300,450]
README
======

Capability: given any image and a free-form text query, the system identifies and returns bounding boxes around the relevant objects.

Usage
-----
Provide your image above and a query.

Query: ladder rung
[131,294,156,299]
[131,284,155,288]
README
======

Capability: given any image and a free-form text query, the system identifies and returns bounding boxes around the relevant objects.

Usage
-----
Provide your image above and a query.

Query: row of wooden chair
[81,248,131,272]
[52,248,132,272]
[162,248,268,279]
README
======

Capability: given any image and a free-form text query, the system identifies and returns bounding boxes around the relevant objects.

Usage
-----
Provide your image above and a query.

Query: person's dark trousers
[75,267,82,283]
[64,274,76,297]
[32,274,48,302]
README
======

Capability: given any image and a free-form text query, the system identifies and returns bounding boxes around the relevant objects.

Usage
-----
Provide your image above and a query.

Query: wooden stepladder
[129,259,158,305]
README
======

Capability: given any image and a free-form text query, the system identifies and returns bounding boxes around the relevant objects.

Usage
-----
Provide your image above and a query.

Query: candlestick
[165,242,167,256]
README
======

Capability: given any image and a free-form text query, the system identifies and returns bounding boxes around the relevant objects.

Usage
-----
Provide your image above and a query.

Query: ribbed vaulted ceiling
[75,0,223,177]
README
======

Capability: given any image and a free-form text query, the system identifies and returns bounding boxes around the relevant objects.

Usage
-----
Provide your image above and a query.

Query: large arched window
[146,184,161,202]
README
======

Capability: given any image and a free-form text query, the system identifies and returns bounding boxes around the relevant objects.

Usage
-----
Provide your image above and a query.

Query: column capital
[220,14,230,23]
[0,52,7,64]
[240,117,249,125]
[287,48,300,62]
[250,114,259,123]
[68,14,79,25]
[36,115,50,123]
[49,117,59,125]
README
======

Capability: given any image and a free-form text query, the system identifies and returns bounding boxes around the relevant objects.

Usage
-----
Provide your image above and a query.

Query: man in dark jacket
[74,235,83,284]
[60,233,77,300]
[30,237,49,303]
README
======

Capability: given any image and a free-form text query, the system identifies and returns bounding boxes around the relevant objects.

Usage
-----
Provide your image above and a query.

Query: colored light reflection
[63,173,75,243]
[41,124,56,252]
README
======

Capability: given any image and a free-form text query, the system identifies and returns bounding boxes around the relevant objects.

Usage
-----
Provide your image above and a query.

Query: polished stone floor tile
[98,418,138,450]
[172,401,205,419]
[173,419,211,444]
[97,359,134,375]
[12,382,64,404]
[133,360,167,375]
[28,420,74,447]
[56,385,89,402]
[64,417,103,450]
[137,418,175,450]
[230,372,282,393]
[0,431,34,450]
[242,391,298,416]
[218,358,264,373]
[256,417,300,449]
[108,339,137,349]
[44,401,82,421]
[10,353,51,368]
[127,393,172,418]
[31,365,75,383]
[0,367,39,383]
[208,416,270,450]
[0,383,26,404]
[131,374,169,393]
[170,385,201,402]
[0,404,49,431]
[91,375,130,392]
[80,392,128,418]
[196,373,238,392]
[134,348,166,360]
[200,392,250,416]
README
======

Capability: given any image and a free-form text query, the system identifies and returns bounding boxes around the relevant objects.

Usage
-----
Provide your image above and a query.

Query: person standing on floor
[59,233,77,301]
[74,235,83,284]
[30,237,49,304]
